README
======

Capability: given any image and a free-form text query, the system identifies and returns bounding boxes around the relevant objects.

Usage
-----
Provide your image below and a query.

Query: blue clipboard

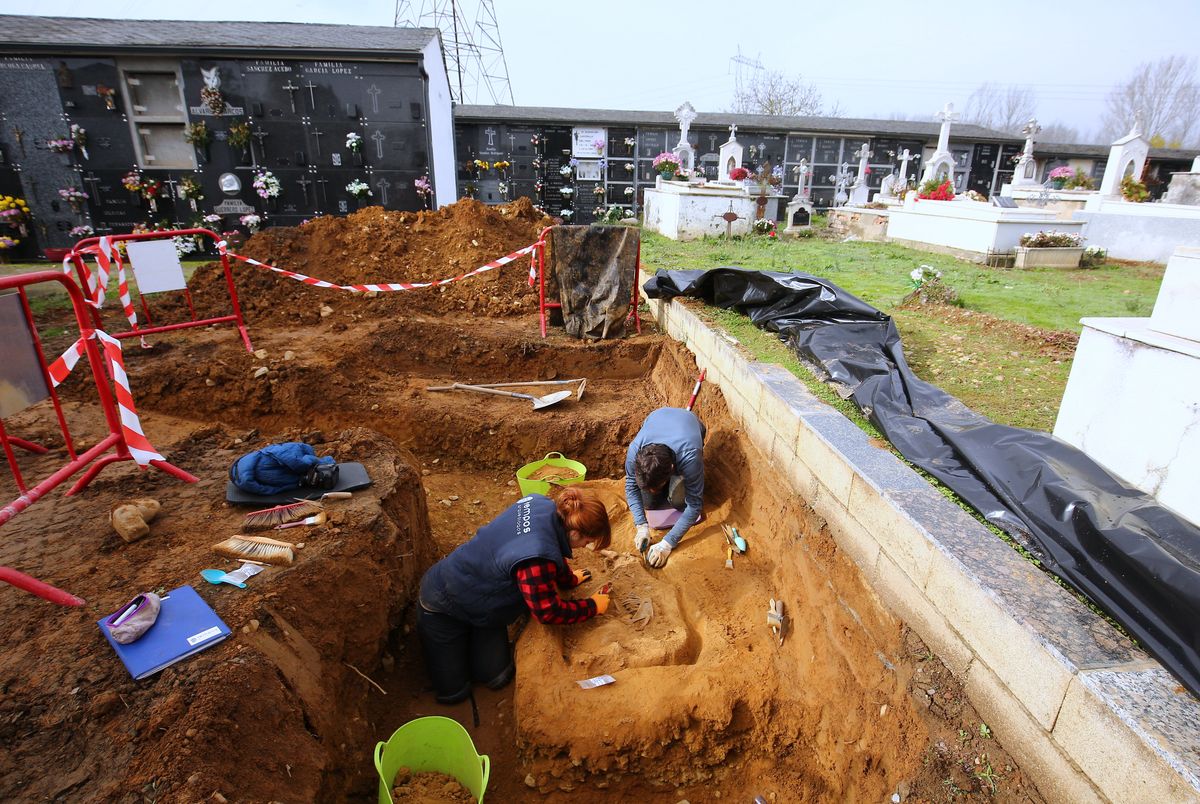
[98,585,230,680]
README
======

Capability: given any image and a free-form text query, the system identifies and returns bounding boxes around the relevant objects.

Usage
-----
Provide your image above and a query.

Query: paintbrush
[213,534,296,565]
[241,492,351,531]
[275,511,327,530]
[242,500,323,531]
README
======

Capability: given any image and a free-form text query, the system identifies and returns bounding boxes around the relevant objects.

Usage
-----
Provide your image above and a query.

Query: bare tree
[730,69,824,116]
[1038,122,1082,144]
[1100,55,1199,146]
[963,83,1037,134]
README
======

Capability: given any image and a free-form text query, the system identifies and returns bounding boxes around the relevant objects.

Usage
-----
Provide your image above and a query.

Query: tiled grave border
[643,286,1200,803]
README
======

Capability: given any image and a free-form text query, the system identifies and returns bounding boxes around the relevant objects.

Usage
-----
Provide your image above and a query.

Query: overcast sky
[7,0,1199,141]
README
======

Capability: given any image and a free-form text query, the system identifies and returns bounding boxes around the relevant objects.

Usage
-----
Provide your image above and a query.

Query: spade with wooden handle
[445,382,572,411]
[427,378,586,400]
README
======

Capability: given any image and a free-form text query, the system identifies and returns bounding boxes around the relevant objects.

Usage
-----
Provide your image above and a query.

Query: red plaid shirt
[514,559,596,625]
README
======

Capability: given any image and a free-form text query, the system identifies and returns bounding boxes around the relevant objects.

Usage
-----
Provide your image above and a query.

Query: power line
[394,0,514,105]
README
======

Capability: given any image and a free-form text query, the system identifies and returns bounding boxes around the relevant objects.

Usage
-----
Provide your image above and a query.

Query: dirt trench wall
[0,425,433,803]
[511,341,927,801]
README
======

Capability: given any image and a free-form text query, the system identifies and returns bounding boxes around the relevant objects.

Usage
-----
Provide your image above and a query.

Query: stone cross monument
[718,123,744,182]
[848,144,873,206]
[673,101,697,173]
[1011,118,1042,188]
[920,102,959,186]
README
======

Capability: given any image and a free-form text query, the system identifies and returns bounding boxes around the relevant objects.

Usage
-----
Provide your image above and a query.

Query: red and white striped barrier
[46,329,163,467]
[64,236,140,332]
[217,241,537,293]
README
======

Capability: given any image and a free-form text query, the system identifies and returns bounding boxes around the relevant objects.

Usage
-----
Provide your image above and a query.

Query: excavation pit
[0,203,1043,802]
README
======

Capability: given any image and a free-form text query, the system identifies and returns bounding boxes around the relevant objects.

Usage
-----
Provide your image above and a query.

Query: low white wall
[886,200,1082,254]
[643,280,1200,803]
[1074,202,1200,263]
[1053,322,1200,526]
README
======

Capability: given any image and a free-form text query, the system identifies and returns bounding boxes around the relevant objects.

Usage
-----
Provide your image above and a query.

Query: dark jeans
[640,475,686,512]
[417,605,514,704]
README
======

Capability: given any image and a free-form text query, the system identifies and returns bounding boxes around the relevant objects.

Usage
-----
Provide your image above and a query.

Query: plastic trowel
[200,563,264,589]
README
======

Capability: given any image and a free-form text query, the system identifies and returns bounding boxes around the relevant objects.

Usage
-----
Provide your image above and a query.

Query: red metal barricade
[1,271,197,525]
[68,228,252,352]
[534,225,643,338]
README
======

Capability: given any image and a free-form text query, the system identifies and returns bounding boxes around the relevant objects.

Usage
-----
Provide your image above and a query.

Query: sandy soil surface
[1,201,1044,803]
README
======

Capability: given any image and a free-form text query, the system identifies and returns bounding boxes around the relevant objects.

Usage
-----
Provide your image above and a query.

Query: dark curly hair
[634,444,676,492]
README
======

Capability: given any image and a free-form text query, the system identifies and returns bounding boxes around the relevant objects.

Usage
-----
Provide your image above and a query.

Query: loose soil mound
[178,198,553,328]
[391,768,474,802]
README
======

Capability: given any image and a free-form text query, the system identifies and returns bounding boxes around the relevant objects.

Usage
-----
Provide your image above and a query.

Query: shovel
[448,382,572,411]
[428,378,587,400]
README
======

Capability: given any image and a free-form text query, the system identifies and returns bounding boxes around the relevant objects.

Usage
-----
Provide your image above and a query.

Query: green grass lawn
[640,229,1165,433]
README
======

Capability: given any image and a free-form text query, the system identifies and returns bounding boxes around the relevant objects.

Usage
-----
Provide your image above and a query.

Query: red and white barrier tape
[64,236,141,334]
[216,241,537,293]
[47,330,163,467]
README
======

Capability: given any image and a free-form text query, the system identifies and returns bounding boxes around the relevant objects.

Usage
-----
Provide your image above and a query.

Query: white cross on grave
[371,130,386,159]
[367,84,382,114]
[728,124,737,140]
[375,177,391,206]
[898,148,915,185]
[674,102,696,146]
[303,81,318,111]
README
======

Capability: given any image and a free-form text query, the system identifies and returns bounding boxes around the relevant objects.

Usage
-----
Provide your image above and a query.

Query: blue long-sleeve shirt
[624,407,704,547]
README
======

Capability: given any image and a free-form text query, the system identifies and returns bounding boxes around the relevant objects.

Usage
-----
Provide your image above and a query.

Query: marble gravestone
[783,159,813,234]
[1096,116,1149,200]
[672,101,697,174]
[1010,118,1042,188]
[1054,246,1200,527]
[718,124,744,181]
[920,102,958,186]
[847,144,872,206]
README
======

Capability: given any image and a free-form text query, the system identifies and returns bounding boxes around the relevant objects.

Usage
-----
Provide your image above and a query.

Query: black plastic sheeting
[646,267,1200,697]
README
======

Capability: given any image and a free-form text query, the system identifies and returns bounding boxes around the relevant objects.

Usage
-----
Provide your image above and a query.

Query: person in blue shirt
[625,407,705,568]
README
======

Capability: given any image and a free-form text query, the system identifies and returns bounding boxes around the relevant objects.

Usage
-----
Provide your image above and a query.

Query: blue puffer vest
[420,494,571,627]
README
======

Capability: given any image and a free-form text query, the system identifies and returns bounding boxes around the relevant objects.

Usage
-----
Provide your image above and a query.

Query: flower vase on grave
[68,199,81,215]
[129,193,142,209]
[149,198,157,213]
[352,151,363,167]
[1051,179,1066,190]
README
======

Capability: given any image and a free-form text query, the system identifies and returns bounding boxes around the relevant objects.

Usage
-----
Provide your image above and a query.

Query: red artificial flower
[729,167,749,181]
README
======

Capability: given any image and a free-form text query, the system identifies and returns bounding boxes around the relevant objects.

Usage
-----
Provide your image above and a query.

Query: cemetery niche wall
[452,105,1034,223]
[0,16,451,253]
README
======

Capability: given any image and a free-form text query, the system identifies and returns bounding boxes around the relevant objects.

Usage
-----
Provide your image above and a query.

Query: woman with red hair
[418,488,611,704]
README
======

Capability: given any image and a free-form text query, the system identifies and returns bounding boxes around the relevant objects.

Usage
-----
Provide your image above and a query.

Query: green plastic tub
[374,716,490,803]
[515,451,587,497]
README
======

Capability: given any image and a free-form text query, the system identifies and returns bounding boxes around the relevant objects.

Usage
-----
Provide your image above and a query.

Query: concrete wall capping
[638,289,1200,803]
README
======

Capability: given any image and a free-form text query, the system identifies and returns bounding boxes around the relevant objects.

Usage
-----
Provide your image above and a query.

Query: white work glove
[634,524,651,554]
[646,540,673,568]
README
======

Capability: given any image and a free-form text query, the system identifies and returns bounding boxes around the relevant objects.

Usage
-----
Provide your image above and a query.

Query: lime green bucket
[374,716,490,804]
[515,451,588,497]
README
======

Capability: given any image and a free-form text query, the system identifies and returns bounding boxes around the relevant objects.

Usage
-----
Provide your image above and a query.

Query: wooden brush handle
[322,492,353,500]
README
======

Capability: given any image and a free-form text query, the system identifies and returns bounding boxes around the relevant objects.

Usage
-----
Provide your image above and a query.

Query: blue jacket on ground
[624,407,705,547]
[229,442,335,496]
[420,494,572,628]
